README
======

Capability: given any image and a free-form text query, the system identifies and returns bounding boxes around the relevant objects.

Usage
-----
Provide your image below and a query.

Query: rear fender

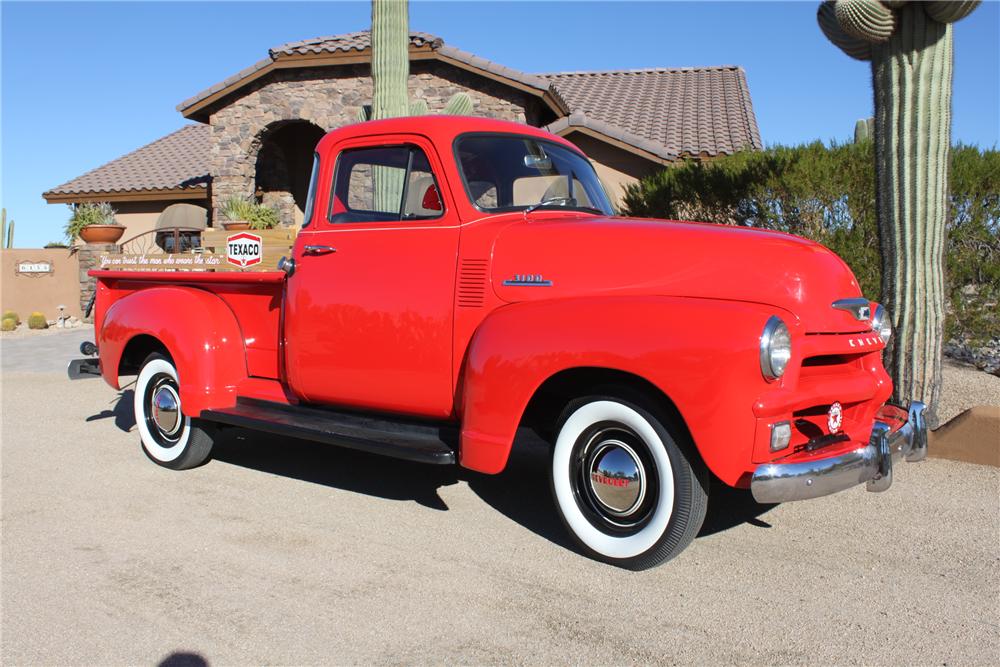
[98,286,248,415]
[459,296,788,485]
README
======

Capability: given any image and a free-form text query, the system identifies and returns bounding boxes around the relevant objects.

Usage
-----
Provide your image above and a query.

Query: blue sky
[2,1,998,248]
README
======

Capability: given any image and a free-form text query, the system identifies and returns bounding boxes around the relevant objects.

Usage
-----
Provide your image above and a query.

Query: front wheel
[551,396,708,570]
[134,353,216,470]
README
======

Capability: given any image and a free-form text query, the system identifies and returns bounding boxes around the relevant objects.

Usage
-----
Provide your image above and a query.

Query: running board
[201,398,457,465]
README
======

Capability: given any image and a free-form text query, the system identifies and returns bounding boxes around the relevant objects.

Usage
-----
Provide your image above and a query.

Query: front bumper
[750,401,927,503]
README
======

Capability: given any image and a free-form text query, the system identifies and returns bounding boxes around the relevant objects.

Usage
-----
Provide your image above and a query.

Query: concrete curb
[928,405,1000,467]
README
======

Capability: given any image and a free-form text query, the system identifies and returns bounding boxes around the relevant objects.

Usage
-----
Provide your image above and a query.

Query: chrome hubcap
[587,440,645,516]
[151,384,181,436]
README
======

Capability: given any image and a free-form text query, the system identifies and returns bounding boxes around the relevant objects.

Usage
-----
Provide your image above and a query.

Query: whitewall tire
[551,396,708,570]
[134,353,216,470]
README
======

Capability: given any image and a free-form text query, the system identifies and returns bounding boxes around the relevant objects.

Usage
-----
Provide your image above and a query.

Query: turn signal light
[770,421,792,452]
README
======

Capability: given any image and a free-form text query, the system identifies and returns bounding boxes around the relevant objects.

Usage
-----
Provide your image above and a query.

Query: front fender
[459,296,791,485]
[98,286,248,415]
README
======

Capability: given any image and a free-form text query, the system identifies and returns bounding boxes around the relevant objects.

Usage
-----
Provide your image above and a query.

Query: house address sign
[15,261,53,276]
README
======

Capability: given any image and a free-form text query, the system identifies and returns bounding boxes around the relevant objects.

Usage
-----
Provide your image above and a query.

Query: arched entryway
[254,120,326,226]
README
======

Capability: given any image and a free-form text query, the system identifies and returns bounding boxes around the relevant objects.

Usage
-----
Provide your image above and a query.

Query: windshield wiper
[524,196,576,214]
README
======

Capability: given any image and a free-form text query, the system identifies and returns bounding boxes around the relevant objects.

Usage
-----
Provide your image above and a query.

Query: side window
[329,145,444,224]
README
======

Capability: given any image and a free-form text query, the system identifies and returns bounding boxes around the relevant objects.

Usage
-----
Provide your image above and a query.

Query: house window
[328,145,444,224]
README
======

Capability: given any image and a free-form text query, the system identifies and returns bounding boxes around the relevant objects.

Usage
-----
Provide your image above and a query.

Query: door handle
[303,245,337,256]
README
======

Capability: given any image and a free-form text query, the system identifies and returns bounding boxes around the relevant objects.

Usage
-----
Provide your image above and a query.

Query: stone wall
[209,61,544,221]
[76,244,116,320]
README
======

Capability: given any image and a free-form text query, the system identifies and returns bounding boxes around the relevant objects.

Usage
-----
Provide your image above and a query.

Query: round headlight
[760,316,792,381]
[871,304,892,344]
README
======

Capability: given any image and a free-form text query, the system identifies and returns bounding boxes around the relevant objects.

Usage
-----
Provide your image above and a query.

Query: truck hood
[491,215,871,334]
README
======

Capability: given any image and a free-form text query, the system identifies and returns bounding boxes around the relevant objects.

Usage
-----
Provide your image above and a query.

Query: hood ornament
[831,298,871,321]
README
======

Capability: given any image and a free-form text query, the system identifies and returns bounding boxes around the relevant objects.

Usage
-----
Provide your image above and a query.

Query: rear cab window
[301,152,320,227]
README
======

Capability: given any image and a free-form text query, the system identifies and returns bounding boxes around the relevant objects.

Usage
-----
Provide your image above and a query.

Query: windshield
[455,134,614,215]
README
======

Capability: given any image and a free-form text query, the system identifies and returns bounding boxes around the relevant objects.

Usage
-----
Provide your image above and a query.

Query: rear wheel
[550,395,708,570]
[134,353,216,470]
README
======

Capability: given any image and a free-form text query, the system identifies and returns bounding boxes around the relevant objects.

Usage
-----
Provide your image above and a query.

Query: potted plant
[66,202,124,244]
[220,197,253,231]
[220,197,279,231]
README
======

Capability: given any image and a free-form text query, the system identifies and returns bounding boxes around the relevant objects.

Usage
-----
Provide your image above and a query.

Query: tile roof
[541,67,762,159]
[177,31,564,117]
[270,31,442,57]
[48,35,763,199]
[44,125,210,200]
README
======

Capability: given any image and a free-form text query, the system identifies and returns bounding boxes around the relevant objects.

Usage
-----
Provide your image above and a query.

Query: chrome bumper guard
[67,358,100,380]
[750,401,927,504]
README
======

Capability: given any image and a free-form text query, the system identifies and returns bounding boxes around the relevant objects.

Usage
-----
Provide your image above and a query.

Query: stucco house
[43,31,762,240]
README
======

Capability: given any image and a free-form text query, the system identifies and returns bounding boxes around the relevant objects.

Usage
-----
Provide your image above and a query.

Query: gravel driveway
[2,329,998,665]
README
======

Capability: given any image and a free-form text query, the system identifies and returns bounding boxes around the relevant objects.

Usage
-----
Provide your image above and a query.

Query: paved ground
[2,329,998,665]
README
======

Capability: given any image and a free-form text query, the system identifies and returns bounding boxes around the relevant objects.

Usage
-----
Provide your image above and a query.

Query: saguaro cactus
[361,0,476,123]
[370,0,410,121]
[853,117,874,143]
[370,0,409,212]
[366,0,476,213]
[1,209,13,249]
[817,0,980,427]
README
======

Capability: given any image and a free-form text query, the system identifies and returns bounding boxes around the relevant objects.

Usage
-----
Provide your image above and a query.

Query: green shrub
[221,196,256,222]
[622,142,999,344]
[65,202,119,242]
[221,197,280,230]
[27,311,47,330]
[247,205,280,230]
[1,316,16,332]
[2,310,19,324]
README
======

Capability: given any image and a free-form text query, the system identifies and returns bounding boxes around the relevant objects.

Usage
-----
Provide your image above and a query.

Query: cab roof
[315,115,580,155]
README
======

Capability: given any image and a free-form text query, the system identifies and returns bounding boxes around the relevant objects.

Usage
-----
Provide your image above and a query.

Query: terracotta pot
[222,221,250,231]
[79,225,125,244]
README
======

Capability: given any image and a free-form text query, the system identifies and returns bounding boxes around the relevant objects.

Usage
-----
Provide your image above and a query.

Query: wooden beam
[555,127,673,166]
[43,188,209,204]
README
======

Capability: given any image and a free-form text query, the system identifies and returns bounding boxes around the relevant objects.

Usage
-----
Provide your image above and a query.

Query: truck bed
[91,270,285,379]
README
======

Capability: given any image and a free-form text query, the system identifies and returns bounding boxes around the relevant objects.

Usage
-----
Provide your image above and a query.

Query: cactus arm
[409,99,429,116]
[834,0,895,42]
[7,219,13,249]
[817,1,873,60]
[443,92,474,115]
[924,1,981,24]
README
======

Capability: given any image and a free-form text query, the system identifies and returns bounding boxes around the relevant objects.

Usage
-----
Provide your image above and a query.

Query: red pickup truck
[72,116,927,569]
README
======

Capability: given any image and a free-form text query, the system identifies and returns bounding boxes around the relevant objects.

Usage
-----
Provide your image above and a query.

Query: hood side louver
[458,259,488,308]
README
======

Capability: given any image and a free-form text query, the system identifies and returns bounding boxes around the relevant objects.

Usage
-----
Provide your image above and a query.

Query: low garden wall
[0,248,83,320]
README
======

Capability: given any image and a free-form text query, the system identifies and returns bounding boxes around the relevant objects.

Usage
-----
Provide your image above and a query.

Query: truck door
[283,135,460,419]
